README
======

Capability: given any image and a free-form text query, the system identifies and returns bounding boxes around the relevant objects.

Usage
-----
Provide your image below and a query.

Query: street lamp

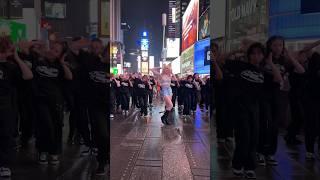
[162,13,167,64]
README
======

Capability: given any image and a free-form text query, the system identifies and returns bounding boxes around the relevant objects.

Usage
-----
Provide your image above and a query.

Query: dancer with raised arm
[151,64,176,125]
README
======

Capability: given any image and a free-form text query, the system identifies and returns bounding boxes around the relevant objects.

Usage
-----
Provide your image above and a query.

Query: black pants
[172,89,177,107]
[116,92,121,109]
[148,90,153,105]
[120,92,130,110]
[70,97,91,146]
[18,93,35,142]
[110,91,116,114]
[183,93,192,115]
[0,101,15,167]
[88,104,109,165]
[215,86,227,139]
[257,99,278,156]
[177,88,184,106]
[35,97,64,155]
[304,96,320,153]
[138,94,148,115]
[287,91,305,139]
[232,102,259,171]
[191,91,197,111]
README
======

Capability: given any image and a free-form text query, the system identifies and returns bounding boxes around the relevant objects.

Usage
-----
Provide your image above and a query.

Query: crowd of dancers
[110,67,210,125]
[0,36,110,177]
[211,36,320,179]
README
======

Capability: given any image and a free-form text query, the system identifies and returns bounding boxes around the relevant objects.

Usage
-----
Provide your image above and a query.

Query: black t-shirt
[33,57,65,100]
[223,61,265,104]
[305,52,320,99]
[0,61,21,106]
[135,78,149,96]
[79,52,108,105]
[183,80,194,94]
[120,79,131,94]
[170,80,178,91]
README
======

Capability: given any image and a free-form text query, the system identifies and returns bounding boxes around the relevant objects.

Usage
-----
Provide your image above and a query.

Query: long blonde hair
[161,63,172,76]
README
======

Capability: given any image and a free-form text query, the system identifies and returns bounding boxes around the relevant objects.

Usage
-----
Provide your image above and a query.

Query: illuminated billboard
[199,8,210,40]
[141,61,149,74]
[269,0,320,39]
[141,38,149,51]
[182,0,199,52]
[181,45,195,75]
[194,38,210,74]
[166,38,180,58]
[172,57,181,74]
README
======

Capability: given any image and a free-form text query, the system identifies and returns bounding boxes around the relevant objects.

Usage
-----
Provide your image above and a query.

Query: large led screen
[194,38,210,74]
[182,0,199,51]
[181,45,195,75]
[166,38,180,58]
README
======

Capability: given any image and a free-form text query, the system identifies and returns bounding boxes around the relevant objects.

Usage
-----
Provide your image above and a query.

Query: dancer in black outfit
[221,43,282,179]
[136,75,151,117]
[0,37,33,178]
[170,75,180,109]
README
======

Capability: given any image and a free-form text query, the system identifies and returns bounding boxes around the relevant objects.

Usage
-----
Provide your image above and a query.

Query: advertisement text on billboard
[182,0,199,51]
[166,38,180,58]
[181,45,195,75]
[194,38,210,74]
[199,8,210,40]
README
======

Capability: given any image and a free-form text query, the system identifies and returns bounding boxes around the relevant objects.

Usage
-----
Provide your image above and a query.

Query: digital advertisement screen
[194,38,210,74]
[99,0,110,37]
[181,45,195,75]
[166,38,180,58]
[44,2,67,19]
[269,0,320,39]
[199,8,210,40]
[182,0,199,52]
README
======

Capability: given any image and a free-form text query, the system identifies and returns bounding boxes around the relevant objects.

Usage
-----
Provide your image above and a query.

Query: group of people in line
[211,36,320,179]
[0,36,110,177]
[110,68,210,125]
[1,33,320,179]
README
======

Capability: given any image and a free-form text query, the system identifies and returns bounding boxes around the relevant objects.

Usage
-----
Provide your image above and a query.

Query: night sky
[121,0,168,71]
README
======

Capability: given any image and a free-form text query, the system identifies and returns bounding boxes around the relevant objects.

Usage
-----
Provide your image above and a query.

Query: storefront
[226,0,268,51]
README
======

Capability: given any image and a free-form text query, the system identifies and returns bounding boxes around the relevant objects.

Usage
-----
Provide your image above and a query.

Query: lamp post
[162,13,167,64]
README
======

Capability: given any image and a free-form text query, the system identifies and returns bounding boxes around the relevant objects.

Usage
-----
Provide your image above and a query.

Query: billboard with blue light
[269,0,320,39]
[194,38,210,74]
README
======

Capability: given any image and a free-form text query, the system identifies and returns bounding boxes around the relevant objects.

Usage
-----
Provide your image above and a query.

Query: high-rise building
[168,0,176,38]
[175,0,190,39]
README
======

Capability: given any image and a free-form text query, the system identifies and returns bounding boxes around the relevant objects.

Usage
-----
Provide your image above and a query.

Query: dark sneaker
[49,155,59,165]
[232,168,243,177]
[244,170,256,179]
[257,154,266,166]
[96,164,106,176]
[38,152,48,165]
[266,156,278,166]
[0,167,11,177]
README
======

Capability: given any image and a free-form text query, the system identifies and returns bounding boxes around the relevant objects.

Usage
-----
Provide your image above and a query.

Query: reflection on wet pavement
[110,100,210,180]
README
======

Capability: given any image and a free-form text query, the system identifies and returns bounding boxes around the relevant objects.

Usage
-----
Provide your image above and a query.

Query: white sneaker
[80,146,91,156]
[0,167,11,177]
[110,114,114,118]
[306,152,315,160]
[257,153,266,166]
[38,152,48,165]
